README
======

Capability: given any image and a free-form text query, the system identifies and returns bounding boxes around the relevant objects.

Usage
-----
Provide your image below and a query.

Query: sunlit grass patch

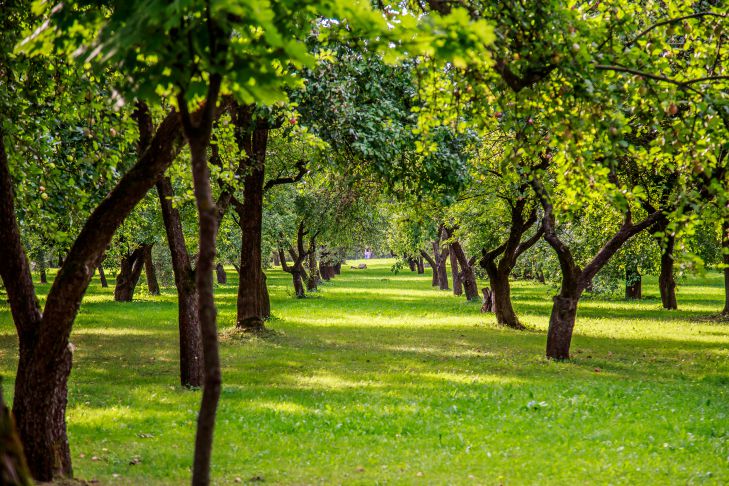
[0,258,728,484]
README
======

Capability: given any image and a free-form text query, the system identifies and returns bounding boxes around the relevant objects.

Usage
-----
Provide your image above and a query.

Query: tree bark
[157,177,203,388]
[658,233,677,309]
[306,236,320,291]
[38,253,47,284]
[98,265,108,288]
[260,272,270,319]
[449,245,462,296]
[435,239,450,290]
[280,222,311,299]
[448,237,479,301]
[416,256,424,274]
[233,105,268,331]
[144,244,160,295]
[215,263,227,284]
[723,219,729,315]
[420,250,439,286]
[625,261,641,299]
[114,245,146,302]
[2,103,185,481]
[0,380,33,486]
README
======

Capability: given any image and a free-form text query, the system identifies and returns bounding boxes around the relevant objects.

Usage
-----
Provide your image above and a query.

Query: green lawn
[1,259,728,485]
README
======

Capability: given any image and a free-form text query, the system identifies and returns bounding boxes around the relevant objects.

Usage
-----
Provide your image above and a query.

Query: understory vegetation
[2,260,727,485]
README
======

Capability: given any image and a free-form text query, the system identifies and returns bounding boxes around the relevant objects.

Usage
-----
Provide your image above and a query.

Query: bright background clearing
[1,258,728,484]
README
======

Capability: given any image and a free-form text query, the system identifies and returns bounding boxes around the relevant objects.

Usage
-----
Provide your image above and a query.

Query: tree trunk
[416,256,424,274]
[723,219,729,315]
[144,244,160,295]
[435,242,449,291]
[420,250,439,286]
[480,288,494,313]
[407,257,416,272]
[235,116,267,332]
[157,177,203,388]
[625,261,641,299]
[272,251,280,266]
[489,270,524,329]
[38,253,47,284]
[292,271,306,298]
[1,105,186,482]
[307,248,319,291]
[334,262,341,275]
[449,245,462,296]
[449,240,479,301]
[114,246,145,302]
[260,273,270,319]
[215,263,227,285]
[0,379,33,486]
[658,233,677,309]
[183,89,223,486]
[98,265,108,288]
[546,293,579,360]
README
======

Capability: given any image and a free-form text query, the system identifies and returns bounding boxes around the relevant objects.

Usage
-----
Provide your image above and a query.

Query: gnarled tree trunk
[447,237,479,301]
[420,250,439,286]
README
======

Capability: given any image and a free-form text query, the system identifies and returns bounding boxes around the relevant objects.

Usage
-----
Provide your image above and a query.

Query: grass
[1,258,728,485]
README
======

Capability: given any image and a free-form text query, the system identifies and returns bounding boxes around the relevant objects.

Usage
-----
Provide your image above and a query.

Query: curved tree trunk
[114,246,146,302]
[215,263,227,285]
[1,104,186,481]
[449,238,479,301]
[420,250,439,286]
[157,177,203,388]
[658,233,677,309]
[144,245,160,295]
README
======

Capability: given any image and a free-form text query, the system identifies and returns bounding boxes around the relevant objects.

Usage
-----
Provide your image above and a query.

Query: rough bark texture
[416,256,425,274]
[0,381,33,486]
[157,177,203,388]
[234,107,267,330]
[114,245,146,302]
[144,244,160,295]
[1,104,185,481]
[215,264,227,284]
